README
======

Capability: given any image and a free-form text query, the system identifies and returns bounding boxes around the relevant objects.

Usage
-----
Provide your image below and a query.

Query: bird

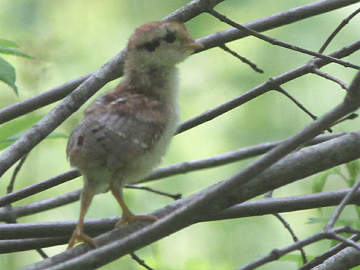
[66,21,203,248]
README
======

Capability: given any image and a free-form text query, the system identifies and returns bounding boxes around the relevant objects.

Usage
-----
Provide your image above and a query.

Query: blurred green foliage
[0,38,32,94]
[1,0,360,269]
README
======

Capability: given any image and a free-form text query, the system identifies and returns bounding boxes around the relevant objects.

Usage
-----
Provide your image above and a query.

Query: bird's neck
[123,61,179,103]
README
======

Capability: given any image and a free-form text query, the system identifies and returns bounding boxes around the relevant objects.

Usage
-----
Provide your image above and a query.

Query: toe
[67,231,98,249]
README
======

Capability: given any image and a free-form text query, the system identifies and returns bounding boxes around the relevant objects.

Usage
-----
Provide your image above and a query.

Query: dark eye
[164,32,176,43]
[143,40,160,52]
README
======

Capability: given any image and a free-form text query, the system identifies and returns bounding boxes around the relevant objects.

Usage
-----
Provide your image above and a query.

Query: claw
[67,227,98,249]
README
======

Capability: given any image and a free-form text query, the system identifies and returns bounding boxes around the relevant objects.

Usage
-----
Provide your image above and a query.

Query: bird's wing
[66,92,167,172]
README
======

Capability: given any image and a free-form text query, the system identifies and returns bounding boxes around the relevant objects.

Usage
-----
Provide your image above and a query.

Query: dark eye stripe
[143,40,160,52]
[164,32,176,43]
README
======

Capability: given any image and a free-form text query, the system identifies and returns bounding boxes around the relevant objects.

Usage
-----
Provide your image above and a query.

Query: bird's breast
[67,91,179,192]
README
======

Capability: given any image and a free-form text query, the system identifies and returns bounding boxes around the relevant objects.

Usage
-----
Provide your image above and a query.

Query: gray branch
[20,72,360,269]
[1,187,359,247]
[0,0,358,179]
[1,1,360,269]
[176,39,360,133]
[20,128,360,268]
[0,132,343,211]
[312,247,360,270]
[237,227,359,270]
[0,0,358,125]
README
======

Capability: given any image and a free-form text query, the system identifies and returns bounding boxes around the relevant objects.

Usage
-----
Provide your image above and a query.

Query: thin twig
[21,72,360,270]
[310,245,360,270]
[273,213,307,264]
[199,0,360,49]
[270,81,318,121]
[0,190,82,221]
[36,249,49,259]
[298,234,360,270]
[0,48,128,179]
[0,0,358,126]
[176,40,360,134]
[207,9,360,70]
[0,169,80,207]
[318,7,360,54]
[4,130,360,252]
[126,184,181,200]
[305,7,360,97]
[130,253,154,270]
[237,227,355,270]
[0,0,222,126]
[325,179,360,230]
[310,66,348,90]
[0,133,342,208]
[330,113,358,128]
[0,28,358,181]
[323,75,360,231]
[0,237,69,253]
[0,74,90,125]
[5,154,48,259]
[7,154,28,194]
[3,187,360,247]
[326,231,360,251]
[219,44,263,73]
[1,187,359,240]
[268,80,334,133]
[0,1,358,268]
[265,191,307,264]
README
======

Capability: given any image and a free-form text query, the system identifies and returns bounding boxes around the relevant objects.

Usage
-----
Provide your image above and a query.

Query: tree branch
[2,186,360,248]
[207,9,360,70]
[1,0,358,125]
[307,245,360,270]
[318,6,360,54]
[199,0,360,49]
[298,234,360,270]
[0,133,343,211]
[0,169,80,207]
[176,39,360,134]
[237,227,358,270]
[1,187,359,243]
[20,73,360,269]
[325,179,360,230]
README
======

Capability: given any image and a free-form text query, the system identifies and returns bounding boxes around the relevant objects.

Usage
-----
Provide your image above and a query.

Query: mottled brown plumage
[67,21,202,248]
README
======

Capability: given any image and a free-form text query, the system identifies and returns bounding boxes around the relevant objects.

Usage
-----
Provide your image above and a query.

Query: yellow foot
[67,229,98,249]
[115,213,158,228]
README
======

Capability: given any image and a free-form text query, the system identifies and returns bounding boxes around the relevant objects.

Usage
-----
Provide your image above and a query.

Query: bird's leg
[110,183,158,228]
[67,183,97,249]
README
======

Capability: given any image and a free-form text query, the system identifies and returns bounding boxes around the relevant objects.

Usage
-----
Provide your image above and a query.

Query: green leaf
[307,217,360,227]
[306,217,328,225]
[331,166,341,175]
[0,46,33,58]
[0,131,67,150]
[355,206,360,221]
[346,176,356,187]
[0,114,67,150]
[0,139,12,150]
[0,56,18,94]
[0,39,19,48]
[345,160,360,186]
[0,115,43,142]
[280,254,302,263]
[280,254,315,267]
[312,171,329,193]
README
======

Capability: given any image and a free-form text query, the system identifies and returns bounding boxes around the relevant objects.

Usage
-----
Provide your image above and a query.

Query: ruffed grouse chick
[66,21,203,248]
